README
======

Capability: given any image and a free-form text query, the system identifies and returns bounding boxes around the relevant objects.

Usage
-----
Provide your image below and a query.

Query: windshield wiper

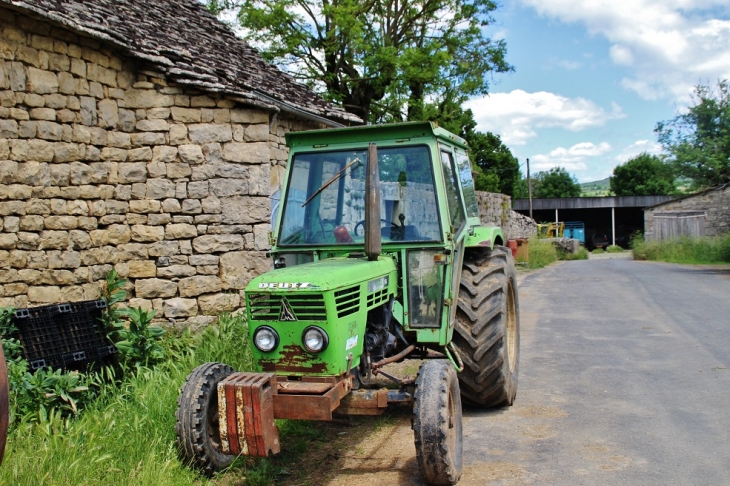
[302,157,361,207]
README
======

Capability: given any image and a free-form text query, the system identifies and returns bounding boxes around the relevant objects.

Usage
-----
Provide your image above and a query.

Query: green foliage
[610,152,676,196]
[468,131,521,196]
[0,313,254,485]
[558,247,589,260]
[525,237,558,269]
[591,247,605,253]
[606,245,624,253]
[221,0,511,123]
[11,365,93,420]
[631,233,730,263]
[114,308,166,368]
[656,80,730,190]
[532,167,581,198]
[1,307,97,424]
[0,307,22,360]
[100,268,127,333]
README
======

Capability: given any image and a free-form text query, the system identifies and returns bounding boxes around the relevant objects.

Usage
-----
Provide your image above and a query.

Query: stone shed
[0,0,360,326]
[644,184,730,241]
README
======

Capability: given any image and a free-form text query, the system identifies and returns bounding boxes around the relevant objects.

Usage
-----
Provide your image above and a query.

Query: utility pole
[527,158,533,220]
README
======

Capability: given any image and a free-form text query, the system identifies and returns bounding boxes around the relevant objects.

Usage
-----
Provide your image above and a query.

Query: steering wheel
[352,219,400,236]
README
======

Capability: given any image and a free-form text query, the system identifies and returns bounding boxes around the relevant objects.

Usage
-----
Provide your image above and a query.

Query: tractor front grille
[334,285,360,318]
[247,292,327,321]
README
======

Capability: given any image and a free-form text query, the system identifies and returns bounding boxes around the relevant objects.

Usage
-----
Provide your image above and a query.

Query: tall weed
[632,233,730,264]
[525,236,558,269]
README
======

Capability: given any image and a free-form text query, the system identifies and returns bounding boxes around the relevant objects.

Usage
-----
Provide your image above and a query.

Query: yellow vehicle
[537,222,565,238]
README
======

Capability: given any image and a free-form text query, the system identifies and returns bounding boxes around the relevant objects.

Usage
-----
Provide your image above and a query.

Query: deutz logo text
[259,282,311,289]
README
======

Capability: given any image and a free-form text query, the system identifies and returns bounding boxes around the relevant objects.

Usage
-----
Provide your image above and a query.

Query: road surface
[325,256,730,485]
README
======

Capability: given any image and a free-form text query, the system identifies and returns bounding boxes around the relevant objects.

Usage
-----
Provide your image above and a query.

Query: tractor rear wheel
[453,245,520,407]
[176,362,235,476]
[412,359,463,486]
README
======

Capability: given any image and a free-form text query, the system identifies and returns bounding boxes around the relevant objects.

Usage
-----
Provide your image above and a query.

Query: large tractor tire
[453,245,520,407]
[412,359,463,486]
[176,362,235,476]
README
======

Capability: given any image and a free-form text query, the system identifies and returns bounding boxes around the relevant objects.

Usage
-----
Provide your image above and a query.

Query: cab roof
[285,122,469,150]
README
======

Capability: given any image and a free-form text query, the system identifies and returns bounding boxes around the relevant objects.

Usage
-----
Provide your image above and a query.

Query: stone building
[644,183,730,241]
[0,0,360,326]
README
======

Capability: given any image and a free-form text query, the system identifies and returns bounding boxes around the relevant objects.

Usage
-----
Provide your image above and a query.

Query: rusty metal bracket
[371,368,415,386]
[335,388,413,416]
[444,341,464,372]
[273,374,353,421]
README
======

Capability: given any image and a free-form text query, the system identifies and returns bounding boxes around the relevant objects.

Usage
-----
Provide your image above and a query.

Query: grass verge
[1,313,255,486]
[632,233,730,264]
[522,237,558,269]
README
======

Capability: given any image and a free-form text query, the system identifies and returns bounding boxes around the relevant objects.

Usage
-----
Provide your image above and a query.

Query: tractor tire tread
[175,362,235,476]
[453,246,520,408]
[413,360,462,486]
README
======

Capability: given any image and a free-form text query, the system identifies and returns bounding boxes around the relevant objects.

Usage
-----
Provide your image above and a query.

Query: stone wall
[644,184,730,240]
[0,8,321,325]
[475,191,537,240]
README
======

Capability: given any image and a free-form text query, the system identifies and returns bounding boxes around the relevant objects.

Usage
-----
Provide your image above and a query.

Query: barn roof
[1,0,362,126]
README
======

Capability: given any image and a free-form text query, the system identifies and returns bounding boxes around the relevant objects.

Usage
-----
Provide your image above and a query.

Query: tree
[610,153,676,196]
[655,80,730,189]
[532,167,581,198]
[215,0,511,123]
[467,131,520,196]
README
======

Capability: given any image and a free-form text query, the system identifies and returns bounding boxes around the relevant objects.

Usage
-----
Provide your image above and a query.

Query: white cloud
[519,0,730,102]
[465,90,625,145]
[530,142,612,172]
[614,140,664,163]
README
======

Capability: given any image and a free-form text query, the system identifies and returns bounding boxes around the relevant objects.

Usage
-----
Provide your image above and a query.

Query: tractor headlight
[253,326,279,353]
[302,326,328,353]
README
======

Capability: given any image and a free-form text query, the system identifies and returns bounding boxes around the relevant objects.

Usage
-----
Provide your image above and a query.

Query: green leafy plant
[606,245,624,253]
[100,269,127,334]
[113,307,166,367]
[0,307,22,361]
[7,358,94,424]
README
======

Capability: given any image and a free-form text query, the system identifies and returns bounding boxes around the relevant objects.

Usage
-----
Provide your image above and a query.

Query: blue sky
[465,0,730,182]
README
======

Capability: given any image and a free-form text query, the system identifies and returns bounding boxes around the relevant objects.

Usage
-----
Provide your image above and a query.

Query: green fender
[464,226,505,250]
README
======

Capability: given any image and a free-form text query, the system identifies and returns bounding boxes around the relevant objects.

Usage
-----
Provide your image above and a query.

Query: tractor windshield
[277,145,441,246]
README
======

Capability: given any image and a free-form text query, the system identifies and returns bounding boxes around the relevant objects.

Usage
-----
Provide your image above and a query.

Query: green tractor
[176,122,520,485]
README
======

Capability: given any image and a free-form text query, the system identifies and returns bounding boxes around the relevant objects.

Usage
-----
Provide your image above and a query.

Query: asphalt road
[461,256,730,485]
[325,255,730,485]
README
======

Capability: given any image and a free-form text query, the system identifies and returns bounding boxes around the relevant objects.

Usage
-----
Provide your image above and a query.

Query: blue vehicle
[564,221,585,245]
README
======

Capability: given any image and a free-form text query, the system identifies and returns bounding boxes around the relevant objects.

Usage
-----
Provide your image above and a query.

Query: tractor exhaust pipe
[365,143,381,261]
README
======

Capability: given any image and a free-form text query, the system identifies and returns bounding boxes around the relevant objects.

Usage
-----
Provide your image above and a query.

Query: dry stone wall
[0,9,321,326]
[476,191,537,240]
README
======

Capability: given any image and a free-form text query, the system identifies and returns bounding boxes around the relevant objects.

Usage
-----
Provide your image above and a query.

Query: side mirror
[364,143,381,261]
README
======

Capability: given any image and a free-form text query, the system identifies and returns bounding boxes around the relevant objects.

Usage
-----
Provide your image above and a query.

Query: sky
[464,0,730,183]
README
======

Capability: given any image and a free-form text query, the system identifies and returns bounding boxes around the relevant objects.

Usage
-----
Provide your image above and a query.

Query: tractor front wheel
[176,362,235,476]
[412,359,463,485]
[453,245,520,407]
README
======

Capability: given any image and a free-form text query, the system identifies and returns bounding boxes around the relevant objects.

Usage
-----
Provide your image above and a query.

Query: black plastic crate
[11,300,117,370]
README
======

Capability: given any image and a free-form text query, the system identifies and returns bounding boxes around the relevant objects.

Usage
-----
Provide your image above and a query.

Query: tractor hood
[246,255,397,293]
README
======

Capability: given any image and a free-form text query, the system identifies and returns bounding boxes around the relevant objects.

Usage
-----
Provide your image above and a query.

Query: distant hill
[580,177,610,197]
